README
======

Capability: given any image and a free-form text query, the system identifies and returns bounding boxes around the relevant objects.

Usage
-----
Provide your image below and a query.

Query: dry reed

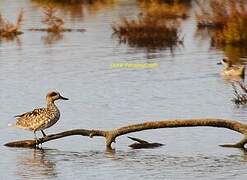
[28,6,85,33]
[112,1,185,49]
[196,0,247,45]
[42,6,64,33]
[0,10,23,38]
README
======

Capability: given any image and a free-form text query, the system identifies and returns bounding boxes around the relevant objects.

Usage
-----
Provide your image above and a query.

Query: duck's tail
[8,123,16,127]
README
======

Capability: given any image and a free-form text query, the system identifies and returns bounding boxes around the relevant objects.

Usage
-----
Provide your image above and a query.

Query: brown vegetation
[138,0,192,5]
[31,0,85,19]
[195,0,228,29]
[138,0,189,19]
[195,0,247,45]
[32,0,104,4]
[29,6,85,33]
[31,0,114,19]
[0,10,23,38]
[112,1,187,49]
[5,118,247,150]
[41,6,65,32]
[112,17,182,49]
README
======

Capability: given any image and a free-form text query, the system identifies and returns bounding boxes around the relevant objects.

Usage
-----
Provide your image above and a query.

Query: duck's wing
[15,108,46,118]
[128,136,149,144]
[14,108,48,130]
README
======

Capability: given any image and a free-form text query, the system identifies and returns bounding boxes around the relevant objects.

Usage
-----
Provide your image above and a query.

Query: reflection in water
[16,148,57,179]
[194,28,212,43]
[195,29,247,63]
[216,45,247,63]
[30,0,115,20]
[0,36,22,47]
[12,147,247,179]
[194,0,247,62]
[41,32,64,45]
[106,151,247,179]
[85,0,114,15]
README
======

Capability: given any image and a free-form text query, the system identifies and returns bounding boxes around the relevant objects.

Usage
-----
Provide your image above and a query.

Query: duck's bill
[59,95,69,100]
[217,62,222,65]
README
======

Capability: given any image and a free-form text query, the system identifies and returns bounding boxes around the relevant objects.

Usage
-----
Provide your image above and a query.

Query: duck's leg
[34,131,37,140]
[41,130,46,137]
[33,131,38,146]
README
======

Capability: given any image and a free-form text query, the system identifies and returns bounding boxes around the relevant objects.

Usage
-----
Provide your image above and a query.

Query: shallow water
[1,0,247,179]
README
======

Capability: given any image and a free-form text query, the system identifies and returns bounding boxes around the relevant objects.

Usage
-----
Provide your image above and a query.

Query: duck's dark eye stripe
[50,92,57,96]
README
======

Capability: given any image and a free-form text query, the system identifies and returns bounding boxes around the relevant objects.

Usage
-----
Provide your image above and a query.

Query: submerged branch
[5,118,247,149]
[28,28,85,32]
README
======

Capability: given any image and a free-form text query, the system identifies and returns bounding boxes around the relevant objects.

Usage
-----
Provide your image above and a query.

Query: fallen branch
[5,118,247,149]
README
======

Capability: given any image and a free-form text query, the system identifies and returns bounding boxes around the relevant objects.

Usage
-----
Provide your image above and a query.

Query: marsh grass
[31,0,114,19]
[112,1,186,49]
[0,10,23,38]
[195,0,228,29]
[138,0,192,5]
[41,6,64,32]
[112,17,182,49]
[196,0,247,45]
[33,0,105,3]
[139,0,189,19]
[29,6,66,32]
[29,6,85,33]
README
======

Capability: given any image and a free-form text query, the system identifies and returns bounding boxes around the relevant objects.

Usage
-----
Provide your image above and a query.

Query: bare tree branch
[5,129,107,148]
[220,137,247,148]
[5,118,247,149]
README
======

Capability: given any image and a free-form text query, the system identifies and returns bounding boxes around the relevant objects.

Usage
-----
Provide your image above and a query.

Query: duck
[10,91,68,141]
[218,57,245,78]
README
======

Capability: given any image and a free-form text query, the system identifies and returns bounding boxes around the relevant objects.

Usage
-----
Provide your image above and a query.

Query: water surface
[1,0,247,179]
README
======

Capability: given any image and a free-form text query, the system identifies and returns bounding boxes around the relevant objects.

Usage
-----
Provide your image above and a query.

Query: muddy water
[1,0,247,179]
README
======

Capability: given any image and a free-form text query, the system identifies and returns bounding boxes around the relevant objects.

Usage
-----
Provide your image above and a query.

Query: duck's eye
[222,59,226,62]
[50,92,58,97]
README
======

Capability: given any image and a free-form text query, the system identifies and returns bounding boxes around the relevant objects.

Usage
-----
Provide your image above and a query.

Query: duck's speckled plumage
[15,104,60,131]
[13,91,68,139]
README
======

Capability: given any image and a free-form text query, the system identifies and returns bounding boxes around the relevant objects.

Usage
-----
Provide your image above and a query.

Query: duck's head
[46,91,69,103]
[217,57,232,67]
